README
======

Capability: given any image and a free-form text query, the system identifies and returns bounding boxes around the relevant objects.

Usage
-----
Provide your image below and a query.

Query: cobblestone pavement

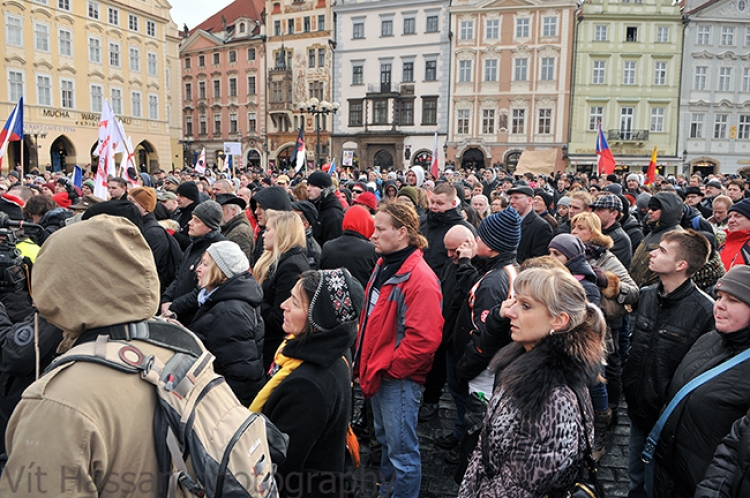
[354,388,630,497]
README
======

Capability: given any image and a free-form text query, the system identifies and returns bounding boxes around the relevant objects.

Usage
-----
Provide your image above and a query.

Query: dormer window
[239,23,245,33]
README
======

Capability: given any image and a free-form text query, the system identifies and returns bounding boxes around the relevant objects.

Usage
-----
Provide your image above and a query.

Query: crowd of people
[0,163,749,498]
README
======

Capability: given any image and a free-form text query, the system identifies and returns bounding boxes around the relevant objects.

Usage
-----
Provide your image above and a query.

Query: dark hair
[109,177,128,189]
[661,229,711,277]
[23,195,57,218]
[295,270,321,336]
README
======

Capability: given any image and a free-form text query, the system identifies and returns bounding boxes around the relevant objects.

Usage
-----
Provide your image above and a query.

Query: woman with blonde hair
[254,210,310,369]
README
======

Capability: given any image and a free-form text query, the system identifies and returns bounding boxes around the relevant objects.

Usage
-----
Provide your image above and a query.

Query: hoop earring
[549,328,555,336]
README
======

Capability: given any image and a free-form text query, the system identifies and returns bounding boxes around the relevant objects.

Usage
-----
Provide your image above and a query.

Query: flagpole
[20,134,24,176]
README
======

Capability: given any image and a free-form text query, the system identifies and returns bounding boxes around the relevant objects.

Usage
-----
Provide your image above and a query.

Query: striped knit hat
[477,207,521,254]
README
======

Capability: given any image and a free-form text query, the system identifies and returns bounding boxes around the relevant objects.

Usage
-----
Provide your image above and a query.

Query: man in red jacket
[356,202,443,498]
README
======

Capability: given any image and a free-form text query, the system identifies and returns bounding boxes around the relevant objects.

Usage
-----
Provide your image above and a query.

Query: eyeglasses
[352,189,364,194]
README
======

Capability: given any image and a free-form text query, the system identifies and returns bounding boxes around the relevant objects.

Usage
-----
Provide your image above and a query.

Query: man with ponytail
[355,202,443,498]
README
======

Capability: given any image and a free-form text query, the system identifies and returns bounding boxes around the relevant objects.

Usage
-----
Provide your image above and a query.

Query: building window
[110,88,122,114]
[541,57,555,81]
[34,23,50,52]
[199,81,206,99]
[109,43,121,68]
[271,82,283,101]
[739,115,750,139]
[214,113,222,134]
[309,49,316,68]
[88,1,100,20]
[426,15,439,33]
[538,108,552,134]
[398,99,414,125]
[353,22,364,39]
[130,47,141,72]
[91,84,103,112]
[382,19,393,37]
[184,57,191,69]
[404,18,416,35]
[229,77,237,97]
[403,62,414,82]
[593,60,606,84]
[656,26,669,43]
[352,65,363,85]
[594,25,608,41]
[697,25,711,45]
[213,79,221,98]
[589,106,603,131]
[318,15,325,31]
[694,66,707,90]
[228,50,237,63]
[108,7,119,25]
[185,115,193,136]
[516,18,530,38]
[213,53,220,65]
[714,114,729,138]
[349,100,363,126]
[486,19,499,39]
[459,20,474,40]
[147,20,156,37]
[59,29,73,57]
[89,37,101,63]
[654,61,667,85]
[274,21,281,37]
[185,83,192,100]
[373,99,388,124]
[459,60,472,83]
[199,115,207,135]
[743,68,750,92]
[128,14,138,32]
[690,113,704,138]
[247,48,256,61]
[288,19,294,34]
[318,48,325,67]
[248,76,256,94]
[248,113,257,132]
[131,91,142,117]
[482,109,496,134]
[198,55,205,67]
[457,109,470,134]
[61,80,74,109]
[147,53,157,76]
[9,71,23,102]
[485,59,498,82]
[623,61,636,85]
[514,58,528,81]
[425,60,437,81]
[722,26,735,46]
[719,67,732,91]
[6,15,23,47]
[58,0,71,11]
[36,75,51,106]
[422,97,437,124]
[229,113,238,133]
[650,107,664,132]
[626,26,638,42]
[309,80,324,100]
[304,17,311,32]
[542,17,557,37]
[511,109,525,134]
[380,63,392,91]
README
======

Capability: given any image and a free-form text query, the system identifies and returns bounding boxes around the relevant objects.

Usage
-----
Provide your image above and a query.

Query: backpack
[46,319,283,498]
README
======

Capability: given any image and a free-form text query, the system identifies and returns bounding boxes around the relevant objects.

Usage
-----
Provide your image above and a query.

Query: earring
[549,328,555,336]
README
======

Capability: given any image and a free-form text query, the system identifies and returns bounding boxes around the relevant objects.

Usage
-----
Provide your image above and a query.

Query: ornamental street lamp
[298,98,339,168]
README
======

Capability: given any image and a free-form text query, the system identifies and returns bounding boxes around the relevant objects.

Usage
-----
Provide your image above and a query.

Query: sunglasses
[352,189,364,194]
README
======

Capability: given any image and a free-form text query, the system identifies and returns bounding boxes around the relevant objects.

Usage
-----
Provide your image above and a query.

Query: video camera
[0,212,39,293]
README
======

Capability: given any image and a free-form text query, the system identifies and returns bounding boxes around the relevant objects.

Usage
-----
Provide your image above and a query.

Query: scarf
[249,338,304,413]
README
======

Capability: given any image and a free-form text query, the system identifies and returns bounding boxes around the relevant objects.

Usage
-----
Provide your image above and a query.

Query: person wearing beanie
[508,184,553,263]
[251,268,364,496]
[532,188,558,231]
[353,191,378,215]
[626,174,641,198]
[188,240,264,405]
[306,171,344,247]
[292,200,322,270]
[653,263,750,498]
[173,181,203,250]
[397,186,420,210]
[192,200,224,232]
[719,198,750,270]
[321,205,377,289]
[250,185,293,263]
[555,196,571,226]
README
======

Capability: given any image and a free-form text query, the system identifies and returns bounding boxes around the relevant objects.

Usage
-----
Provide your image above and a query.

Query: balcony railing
[608,129,649,142]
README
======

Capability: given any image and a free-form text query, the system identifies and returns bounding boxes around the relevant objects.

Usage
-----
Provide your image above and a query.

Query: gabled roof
[191,0,264,35]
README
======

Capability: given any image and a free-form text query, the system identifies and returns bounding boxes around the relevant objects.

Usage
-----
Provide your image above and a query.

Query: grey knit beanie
[206,241,249,279]
[549,234,586,261]
[715,265,750,308]
[192,200,223,231]
[477,207,521,254]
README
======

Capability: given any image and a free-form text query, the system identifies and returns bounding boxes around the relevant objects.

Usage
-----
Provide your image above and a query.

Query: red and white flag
[120,137,139,187]
[195,147,206,174]
[93,100,118,199]
[430,131,440,180]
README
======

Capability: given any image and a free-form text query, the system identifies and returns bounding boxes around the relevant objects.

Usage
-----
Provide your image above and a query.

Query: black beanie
[308,171,333,189]
[176,181,200,204]
[728,198,750,221]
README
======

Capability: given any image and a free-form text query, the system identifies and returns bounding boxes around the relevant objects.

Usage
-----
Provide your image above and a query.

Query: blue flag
[73,165,83,188]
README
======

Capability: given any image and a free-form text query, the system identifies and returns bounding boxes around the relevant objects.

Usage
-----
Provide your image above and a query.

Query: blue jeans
[445,350,467,440]
[628,421,650,498]
[371,378,422,498]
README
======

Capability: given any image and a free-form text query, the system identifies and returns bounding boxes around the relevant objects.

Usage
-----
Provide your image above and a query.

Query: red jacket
[356,249,443,398]
[720,227,750,270]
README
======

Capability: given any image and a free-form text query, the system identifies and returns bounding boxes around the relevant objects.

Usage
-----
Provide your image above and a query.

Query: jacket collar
[657,278,696,306]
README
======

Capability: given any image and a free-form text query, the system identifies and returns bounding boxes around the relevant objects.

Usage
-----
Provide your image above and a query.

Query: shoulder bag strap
[571,386,604,495]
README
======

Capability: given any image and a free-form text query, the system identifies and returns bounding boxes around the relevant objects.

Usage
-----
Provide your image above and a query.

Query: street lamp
[181,136,194,168]
[24,129,47,172]
[298,98,339,168]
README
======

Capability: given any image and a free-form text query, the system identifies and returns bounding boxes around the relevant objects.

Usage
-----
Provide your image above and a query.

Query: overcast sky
[170,0,235,30]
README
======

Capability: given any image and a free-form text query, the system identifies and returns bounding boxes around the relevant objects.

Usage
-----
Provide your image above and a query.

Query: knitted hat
[292,200,318,226]
[308,171,333,189]
[626,173,640,183]
[83,180,95,191]
[53,192,72,209]
[637,192,652,210]
[606,174,618,183]
[397,186,419,207]
[533,189,553,210]
[604,183,623,195]
[477,207,521,254]
[728,198,750,221]
[706,180,723,190]
[557,196,571,207]
[206,241,249,279]
[354,191,378,213]
[590,194,623,212]
[165,176,181,186]
[129,187,157,213]
[308,268,365,332]
[192,200,223,231]
[549,234,586,261]
[715,265,750,308]
[176,181,200,203]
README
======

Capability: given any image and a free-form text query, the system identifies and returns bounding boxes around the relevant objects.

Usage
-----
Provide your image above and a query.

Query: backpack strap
[692,216,701,230]
[86,319,205,358]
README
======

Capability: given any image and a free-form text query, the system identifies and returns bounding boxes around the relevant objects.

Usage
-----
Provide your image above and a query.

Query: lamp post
[24,129,47,172]
[181,136,193,168]
[298,98,339,168]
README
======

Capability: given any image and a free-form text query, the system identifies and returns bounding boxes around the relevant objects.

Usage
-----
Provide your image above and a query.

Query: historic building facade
[332,0,450,171]
[568,0,683,174]
[1,0,182,173]
[180,0,266,171]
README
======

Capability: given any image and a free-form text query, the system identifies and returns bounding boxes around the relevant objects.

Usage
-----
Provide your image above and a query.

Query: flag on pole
[73,165,83,189]
[430,131,440,180]
[93,99,118,199]
[195,147,206,174]
[121,137,139,186]
[596,123,616,176]
[290,126,306,174]
[645,146,658,186]
[0,98,24,171]
[226,154,233,174]
[326,158,337,176]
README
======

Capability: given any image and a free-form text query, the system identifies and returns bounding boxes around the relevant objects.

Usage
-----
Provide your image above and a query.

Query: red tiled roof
[191,0,264,35]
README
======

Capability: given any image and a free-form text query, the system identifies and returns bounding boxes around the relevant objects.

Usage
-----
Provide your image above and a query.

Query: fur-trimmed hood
[490,305,605,416]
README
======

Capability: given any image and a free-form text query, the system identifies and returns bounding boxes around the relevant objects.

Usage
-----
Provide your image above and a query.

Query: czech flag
[596,122,616,176]
[0,98,24,170]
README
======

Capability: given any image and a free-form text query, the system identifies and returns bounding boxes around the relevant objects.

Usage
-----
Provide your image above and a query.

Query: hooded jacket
[250,186,292,263]
[720,227,750,271]
[382,180,399,200]
[320,206,377,289]
[630,192,684,288]
[142,211,181,294]
[409,166,425,188]
[421,208,477,275]
[311,188,344,247]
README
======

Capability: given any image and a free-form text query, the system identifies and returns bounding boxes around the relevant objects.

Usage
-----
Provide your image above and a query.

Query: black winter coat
[517,210,553,263]
[565,255,602,306]
[261,246,310,369]
[421,208,476,275]
[142,212,181,294]
[439,256,482,346]
[162,229,225,324]
[304,228,322,270]
[262,321,356,498]
[188,273,265,405]
[621,211,645,255]
[695,406,750,498]
[321,230,377,289]
[654,327,750,498]
[312,191,344,247]
[172,201,199,251]
[622,279,714,431]
[602,222,633,269]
